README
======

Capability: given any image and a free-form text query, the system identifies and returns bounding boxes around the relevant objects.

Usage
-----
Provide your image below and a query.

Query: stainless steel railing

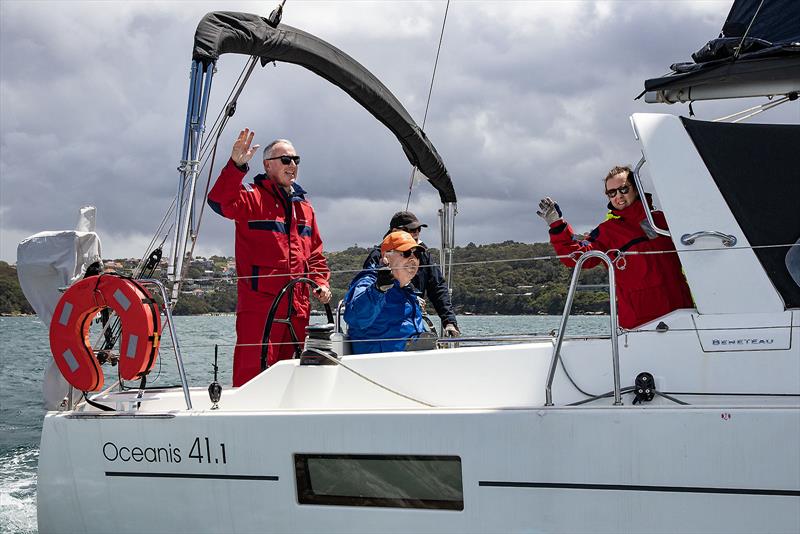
[633,155,670,237]
[545,251,622,406]
[139,279,192,410]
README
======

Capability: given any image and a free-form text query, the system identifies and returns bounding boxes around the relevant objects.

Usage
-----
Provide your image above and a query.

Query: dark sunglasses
[605,184,632,198]
[399,226,422,234]
[394,248,424,259]
[265,155,301,165]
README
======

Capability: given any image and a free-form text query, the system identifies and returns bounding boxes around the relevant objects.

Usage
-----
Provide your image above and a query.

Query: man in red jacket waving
[208,129,331,386]
[537,165,693,329]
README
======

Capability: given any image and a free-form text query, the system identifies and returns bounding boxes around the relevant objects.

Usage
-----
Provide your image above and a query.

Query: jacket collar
[254,173,307,201]
[606,195,652,220]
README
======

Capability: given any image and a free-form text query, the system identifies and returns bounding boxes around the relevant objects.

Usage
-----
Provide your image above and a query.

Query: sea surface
[0,314,608,533]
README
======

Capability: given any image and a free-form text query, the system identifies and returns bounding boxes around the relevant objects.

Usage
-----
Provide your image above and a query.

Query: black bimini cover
[641,0,800,97]
[681,117,800,308]
[193,11,456,204]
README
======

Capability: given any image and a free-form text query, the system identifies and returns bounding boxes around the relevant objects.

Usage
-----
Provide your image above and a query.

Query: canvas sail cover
[642,0,800,101]
[17,207,102,409]
[193,11,456,204]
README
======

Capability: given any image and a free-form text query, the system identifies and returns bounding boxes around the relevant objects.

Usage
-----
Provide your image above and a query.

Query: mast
[167,60,215,305]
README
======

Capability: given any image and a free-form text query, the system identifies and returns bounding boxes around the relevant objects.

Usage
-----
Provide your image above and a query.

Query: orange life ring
[49,274,161,392]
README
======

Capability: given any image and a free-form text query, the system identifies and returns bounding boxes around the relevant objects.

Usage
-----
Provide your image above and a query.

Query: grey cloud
[2,1,797,263]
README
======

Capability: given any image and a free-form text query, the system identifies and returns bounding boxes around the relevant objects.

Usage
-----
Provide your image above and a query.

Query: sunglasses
[605,184,632,198]
[391,248,424,259]
[265,155,301,165]
[399,226,422,234]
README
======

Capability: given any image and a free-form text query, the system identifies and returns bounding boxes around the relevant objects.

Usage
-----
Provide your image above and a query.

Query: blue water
[0,314,608,533]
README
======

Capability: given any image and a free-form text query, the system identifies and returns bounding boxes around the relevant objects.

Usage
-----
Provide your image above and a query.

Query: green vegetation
[1,242,610,316]
[0,261,34,315]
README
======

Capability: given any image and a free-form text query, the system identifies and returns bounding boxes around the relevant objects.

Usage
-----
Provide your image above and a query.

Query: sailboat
[21,1,799,532]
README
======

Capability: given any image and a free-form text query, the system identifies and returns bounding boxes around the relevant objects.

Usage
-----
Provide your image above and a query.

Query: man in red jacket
[537,165,693,329]
[208,129,331,386]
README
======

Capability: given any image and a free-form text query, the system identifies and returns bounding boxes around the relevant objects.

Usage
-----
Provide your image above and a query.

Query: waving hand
[231,128,261,166]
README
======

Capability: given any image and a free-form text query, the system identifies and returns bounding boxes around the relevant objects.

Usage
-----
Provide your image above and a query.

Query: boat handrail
[633,155,670,237]
[680,230,738,247]
[545,251,622,406]
[139,279,193,410]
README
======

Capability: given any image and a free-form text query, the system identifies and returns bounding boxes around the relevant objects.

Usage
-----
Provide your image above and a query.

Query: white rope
[301,348,437,408]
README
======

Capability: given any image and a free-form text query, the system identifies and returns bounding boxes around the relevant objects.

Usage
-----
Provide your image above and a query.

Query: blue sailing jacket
[344,269,425,354]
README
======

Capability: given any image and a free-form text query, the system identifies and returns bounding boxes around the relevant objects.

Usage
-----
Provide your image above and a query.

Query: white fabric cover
[16,207,102,409]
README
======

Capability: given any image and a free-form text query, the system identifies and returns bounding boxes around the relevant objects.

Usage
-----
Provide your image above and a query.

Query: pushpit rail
[139,279,192,410]
[545,251,622,406]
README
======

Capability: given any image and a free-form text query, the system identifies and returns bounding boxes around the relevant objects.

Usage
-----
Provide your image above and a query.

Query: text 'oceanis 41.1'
[20,1,800,533]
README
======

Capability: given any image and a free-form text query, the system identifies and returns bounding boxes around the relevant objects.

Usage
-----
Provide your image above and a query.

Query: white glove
[536,197,563,225]
[443,323,460,337]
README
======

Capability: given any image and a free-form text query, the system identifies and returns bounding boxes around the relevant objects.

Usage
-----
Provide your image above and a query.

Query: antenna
[268,0,287,28]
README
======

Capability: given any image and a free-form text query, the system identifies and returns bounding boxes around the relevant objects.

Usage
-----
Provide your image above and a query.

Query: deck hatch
[294,454,463,510]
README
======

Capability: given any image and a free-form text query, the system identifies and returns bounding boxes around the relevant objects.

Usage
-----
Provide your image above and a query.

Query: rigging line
[405,0,450,211]
[121,186,178,281]
[733,0,765,60]
[714,94,793,123]
[157,318,797,350]
[197,56,259,165]
[173,239,800,283]
[299,348,437,407]
[180,57,259,269]
[163,241,800,286]
[185,118,227,267]
[731,96,795,123]
[198,56,257,157]
[133,200,177,279]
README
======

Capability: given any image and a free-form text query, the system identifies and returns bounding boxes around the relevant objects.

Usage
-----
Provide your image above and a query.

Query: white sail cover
[16,207,102,409]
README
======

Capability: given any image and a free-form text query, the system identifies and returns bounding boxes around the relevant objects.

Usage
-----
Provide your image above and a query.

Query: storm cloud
[1,1,797,261]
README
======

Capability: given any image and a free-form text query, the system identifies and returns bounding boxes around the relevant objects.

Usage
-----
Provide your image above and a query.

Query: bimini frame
[167,11,458,303]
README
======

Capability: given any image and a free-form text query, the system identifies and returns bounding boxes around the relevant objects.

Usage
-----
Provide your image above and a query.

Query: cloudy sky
[1,0,797,263]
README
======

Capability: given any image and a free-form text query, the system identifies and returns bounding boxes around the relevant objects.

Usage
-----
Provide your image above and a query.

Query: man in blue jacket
[362,211,460,336]
[345,231,427,354]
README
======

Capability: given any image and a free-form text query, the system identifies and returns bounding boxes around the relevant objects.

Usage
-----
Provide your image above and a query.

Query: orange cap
[380,231,425,255]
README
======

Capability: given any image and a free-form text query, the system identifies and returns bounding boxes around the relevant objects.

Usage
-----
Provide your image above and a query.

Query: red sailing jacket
[207,158,329,314]
[549,198,693,329]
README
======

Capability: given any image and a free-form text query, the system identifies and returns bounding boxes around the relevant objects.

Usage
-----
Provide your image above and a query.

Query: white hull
[37,310,800,533]
[28,76,800,530]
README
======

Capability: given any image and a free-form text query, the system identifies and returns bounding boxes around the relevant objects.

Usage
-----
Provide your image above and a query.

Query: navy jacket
[363,245,457,326]
[344,269,425,354]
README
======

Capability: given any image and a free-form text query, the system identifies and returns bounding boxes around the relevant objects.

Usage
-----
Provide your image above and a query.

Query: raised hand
[231,128,261,166]
[536,197,563,225]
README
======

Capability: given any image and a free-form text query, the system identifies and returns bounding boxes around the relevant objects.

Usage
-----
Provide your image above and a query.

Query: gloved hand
[536,197,563,225]
[375,267,394,292]
[640,219,658,239]
[443,323,460,337]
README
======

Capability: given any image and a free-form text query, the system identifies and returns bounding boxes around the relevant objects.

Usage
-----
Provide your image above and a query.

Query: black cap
[389,211,428,231]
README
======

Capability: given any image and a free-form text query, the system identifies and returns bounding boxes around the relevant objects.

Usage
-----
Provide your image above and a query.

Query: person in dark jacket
[363,211,460,336]
[208,128,331,386]
[345,231,427,354]
[536,165,693,329]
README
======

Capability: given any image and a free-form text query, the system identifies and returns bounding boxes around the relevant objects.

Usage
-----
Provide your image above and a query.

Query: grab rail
[139,279,192,410]
[544,251,622,406]
[680,231,737,247]
[632,155,670,237]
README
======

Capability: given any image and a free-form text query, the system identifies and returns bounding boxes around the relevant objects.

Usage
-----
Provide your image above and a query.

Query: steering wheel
[260,277,334,371]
